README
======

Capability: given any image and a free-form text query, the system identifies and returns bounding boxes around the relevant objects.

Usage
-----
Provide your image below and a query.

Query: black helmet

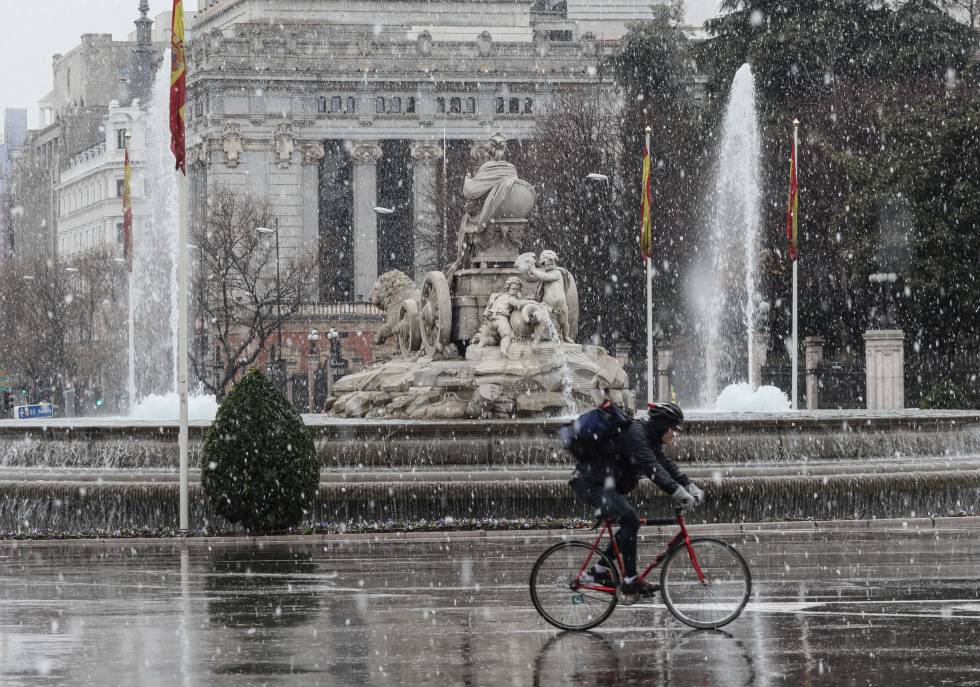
[647,402,684,430]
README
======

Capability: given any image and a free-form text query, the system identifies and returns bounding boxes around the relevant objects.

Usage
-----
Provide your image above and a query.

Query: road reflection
[534,628,756,686]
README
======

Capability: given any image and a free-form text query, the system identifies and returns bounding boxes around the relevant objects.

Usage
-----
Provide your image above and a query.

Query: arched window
[466,97,476,113]
[449,97,461,114]
[375,97,385,114]
[391,97,402,113]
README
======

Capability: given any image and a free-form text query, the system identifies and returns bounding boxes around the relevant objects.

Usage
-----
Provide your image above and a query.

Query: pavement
[1,521,979,686]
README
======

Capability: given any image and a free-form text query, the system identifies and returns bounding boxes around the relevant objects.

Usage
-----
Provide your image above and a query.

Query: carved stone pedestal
[864,329,904,409]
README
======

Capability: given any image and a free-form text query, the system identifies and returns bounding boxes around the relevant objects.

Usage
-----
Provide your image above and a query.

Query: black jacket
[573,420,690,495]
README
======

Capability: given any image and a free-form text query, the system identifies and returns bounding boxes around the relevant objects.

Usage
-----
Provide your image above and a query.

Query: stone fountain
[329,133,632,419]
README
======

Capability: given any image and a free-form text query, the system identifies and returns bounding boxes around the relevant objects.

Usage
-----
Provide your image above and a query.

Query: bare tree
[190,188,318,400]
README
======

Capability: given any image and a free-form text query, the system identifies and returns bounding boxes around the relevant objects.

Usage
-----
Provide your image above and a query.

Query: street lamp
[325,327,341,396]
[307,329,320,412]
[256,221,283,385]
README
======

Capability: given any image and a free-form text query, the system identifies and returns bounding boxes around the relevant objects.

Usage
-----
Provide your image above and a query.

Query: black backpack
[558,402,633,462]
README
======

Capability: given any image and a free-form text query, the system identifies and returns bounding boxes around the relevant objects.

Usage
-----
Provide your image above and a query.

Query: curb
[2,515,978,548]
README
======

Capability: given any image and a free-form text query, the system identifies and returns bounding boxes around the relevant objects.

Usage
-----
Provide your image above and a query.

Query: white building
[56,102,148,261]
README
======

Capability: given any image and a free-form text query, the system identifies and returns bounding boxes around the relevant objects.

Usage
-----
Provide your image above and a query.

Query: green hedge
[201,369,318,531]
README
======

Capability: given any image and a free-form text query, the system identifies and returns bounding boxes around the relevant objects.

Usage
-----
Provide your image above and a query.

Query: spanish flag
[170,0,186,174]
[785,139,798,261]
[123,147,133,272]
[640,141,653,260]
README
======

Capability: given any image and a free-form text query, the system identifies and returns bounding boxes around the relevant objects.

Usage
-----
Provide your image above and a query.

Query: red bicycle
[530,510,751,631]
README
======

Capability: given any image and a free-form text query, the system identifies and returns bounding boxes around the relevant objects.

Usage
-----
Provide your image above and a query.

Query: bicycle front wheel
[660,537,751,629]
[530,541,619,631]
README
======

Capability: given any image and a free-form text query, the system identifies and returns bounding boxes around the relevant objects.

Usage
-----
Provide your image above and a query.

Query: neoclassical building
[187,0,668,303]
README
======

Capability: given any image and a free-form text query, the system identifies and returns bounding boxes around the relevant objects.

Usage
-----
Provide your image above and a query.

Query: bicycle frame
[573,512,707,592]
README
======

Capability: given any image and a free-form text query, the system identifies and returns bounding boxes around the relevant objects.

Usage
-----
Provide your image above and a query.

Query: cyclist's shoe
[579,567,615,586]
[619,578,661,598]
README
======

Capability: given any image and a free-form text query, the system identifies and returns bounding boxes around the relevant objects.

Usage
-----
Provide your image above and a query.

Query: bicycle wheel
[660,537,751,629]
[530,541,619,631]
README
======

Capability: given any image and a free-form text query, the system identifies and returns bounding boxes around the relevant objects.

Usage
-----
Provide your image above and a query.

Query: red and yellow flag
[785,139,799,261]
[123,147,133,271]
[640,141,653,260]
[170,0,186,174]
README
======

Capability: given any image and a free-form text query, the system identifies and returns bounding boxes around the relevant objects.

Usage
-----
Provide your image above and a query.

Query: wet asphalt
[0,524,978,686]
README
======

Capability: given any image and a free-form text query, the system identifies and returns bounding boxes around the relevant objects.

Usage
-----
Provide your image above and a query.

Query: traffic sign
[14,403,55,419]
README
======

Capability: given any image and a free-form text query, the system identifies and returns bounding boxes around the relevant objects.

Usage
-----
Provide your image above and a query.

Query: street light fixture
[373,206,395,215]
[256,221,283,387]
[586,173,609,182]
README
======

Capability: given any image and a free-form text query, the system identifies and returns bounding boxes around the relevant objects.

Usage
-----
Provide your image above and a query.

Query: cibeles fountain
[330,133,632,419]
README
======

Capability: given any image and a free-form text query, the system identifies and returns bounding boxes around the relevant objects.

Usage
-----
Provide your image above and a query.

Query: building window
[317,96,327,113]
[509,97,520,114]
[406,97,416,113]
[375,97,385,114]
[495,97,505,114]
[195,100,203,118]
[449,97,461,114]
[347,96,356,113]
[436,97,446,114]
[331,96,342,113]
[116,129,128,149]
[391,96,401,113]
[117,222,124,244]
[524,98,533,114]
[116,179,125,197]
[466,97,476,113]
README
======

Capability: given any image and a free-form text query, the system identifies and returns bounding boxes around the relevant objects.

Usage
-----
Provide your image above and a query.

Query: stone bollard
[864,330,904,409]
[804,336,825,410]
[656,346,673,404]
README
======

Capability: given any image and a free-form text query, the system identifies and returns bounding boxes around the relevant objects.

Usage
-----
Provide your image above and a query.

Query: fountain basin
[1,410,979,533]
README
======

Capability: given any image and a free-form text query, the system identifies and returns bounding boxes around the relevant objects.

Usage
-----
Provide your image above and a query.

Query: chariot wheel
[396,299,422,355]
[420,271,452,355]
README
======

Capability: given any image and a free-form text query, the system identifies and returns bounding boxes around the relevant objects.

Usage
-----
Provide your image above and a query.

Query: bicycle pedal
[617,590,640,606]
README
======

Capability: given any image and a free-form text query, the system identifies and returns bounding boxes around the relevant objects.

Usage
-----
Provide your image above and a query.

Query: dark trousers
[570,476,640,578]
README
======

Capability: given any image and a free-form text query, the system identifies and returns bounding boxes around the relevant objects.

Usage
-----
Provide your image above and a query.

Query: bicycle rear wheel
[660,537,751,629]
[530,541,619,631]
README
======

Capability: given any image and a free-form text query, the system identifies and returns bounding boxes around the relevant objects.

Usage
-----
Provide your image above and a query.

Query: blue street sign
[14,403,55,420]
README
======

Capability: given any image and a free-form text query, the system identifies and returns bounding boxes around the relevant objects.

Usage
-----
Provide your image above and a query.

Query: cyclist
[569,401,705,598]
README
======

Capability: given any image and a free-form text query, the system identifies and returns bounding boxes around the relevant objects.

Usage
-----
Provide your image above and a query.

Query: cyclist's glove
[687,483,705,505]
[671,485,696,511]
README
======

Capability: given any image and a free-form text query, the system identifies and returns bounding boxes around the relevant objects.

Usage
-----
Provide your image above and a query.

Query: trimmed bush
[201,368,318,531]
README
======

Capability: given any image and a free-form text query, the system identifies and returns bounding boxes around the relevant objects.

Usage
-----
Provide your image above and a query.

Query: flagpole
[644,126,654,405]
[791,119,800,411]
[178,171,189,533]
[127,268,136,411]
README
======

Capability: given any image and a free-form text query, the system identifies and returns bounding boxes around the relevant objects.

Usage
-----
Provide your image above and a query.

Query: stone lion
[370,270,421,345]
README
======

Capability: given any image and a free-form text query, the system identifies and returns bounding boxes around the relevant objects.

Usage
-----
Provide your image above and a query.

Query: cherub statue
[517,250,575,343]
[471,276,532,356]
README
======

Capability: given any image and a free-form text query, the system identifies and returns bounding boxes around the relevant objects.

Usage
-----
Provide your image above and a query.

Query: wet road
[1,524,978,686]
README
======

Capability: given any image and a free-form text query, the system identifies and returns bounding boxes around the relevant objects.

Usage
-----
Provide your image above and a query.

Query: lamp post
[307,329,320,412]
[256,220,283,388]
[326,327,341,396]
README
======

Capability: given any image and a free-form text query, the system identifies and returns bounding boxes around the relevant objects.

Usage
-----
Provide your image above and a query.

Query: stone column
[351,141,382,301]
[864,330,905,409]
[300,141,324,302]
[750,330,770,390]
[656,345,673,403]
[410,141,443,277]
[804,336,825,410]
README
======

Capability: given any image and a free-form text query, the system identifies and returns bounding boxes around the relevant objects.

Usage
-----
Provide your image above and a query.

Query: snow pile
[714,383,791,412]
[132,393,219,420]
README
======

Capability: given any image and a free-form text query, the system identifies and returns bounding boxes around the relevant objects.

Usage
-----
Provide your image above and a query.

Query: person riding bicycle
[568,401,705,598]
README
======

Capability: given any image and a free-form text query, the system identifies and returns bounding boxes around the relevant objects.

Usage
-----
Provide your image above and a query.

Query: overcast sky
[0,0,721,131]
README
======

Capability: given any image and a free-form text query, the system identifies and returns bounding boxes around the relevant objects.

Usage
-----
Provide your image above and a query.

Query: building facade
[187,0,667,303]
[57,102,149,261]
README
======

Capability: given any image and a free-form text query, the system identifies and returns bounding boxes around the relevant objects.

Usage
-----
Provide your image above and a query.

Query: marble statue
[517,250,576,343]
[370,269,420,345]
[472,277,532,356]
